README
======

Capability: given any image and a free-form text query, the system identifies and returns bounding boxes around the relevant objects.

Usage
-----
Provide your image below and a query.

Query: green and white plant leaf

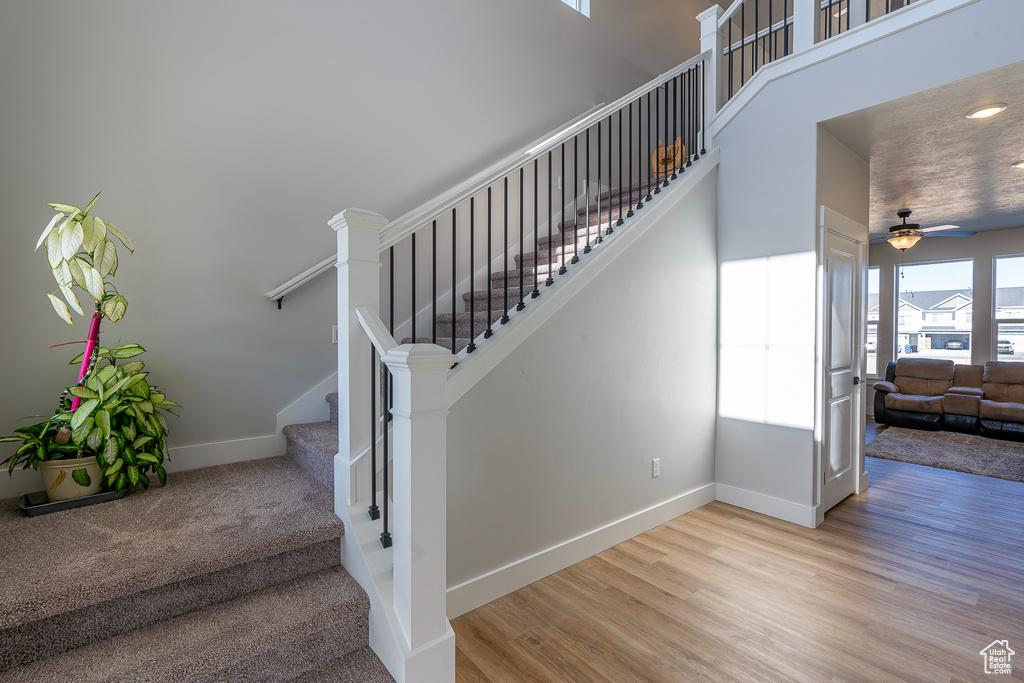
[35,193,132,326]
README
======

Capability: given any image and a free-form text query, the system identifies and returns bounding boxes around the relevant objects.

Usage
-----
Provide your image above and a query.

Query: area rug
[867,426,1024,483]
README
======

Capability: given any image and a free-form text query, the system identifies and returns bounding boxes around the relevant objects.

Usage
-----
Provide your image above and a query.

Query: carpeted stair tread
[585,175,674,210]
[463,286,542,311]
[0,565,372,683]
[289,646,394,682]
[0,456,344,670]
[284,420,338,491]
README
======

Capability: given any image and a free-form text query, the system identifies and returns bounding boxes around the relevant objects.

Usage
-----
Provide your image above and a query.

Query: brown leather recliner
[979,361,1024,441]
[873,358,955,430]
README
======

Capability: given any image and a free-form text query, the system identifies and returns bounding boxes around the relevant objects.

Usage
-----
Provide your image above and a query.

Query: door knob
[853,376,864,385]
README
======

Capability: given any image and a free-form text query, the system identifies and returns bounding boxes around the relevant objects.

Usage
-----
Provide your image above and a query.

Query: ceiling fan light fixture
[1012,159,1024,169]
[966,103,1008,119]
[887,230,923,251]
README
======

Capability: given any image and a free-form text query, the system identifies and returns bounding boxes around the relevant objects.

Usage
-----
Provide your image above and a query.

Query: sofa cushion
[893,358,955,396]
[952,364,984,388]
[885,393,944,414]
[895,376,953,397]
[947,386,983,397]
[943,392,980,417]
[980,399,1024,422]
[982,361,1024,403]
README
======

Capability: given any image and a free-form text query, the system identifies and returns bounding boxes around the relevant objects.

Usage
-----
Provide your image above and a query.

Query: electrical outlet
[332,325,338,344]
[652,458,660,478]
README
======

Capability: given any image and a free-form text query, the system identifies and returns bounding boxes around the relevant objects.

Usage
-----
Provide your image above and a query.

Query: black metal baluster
[502,177,510,323]
[769,0,774,61]
[597,119,603,242]
[784,0,790,55]
[671,76,678,181]
[560,144,568,274]
[637,99,645,211]
[584,127,593,253]
[571,135,580,264]
[617,109,624,227]
[728,14,734,100]
[485,188,494,338]
[754,0,759,73]
[683,70,690,167]
[411,234,416,342]
[627,103,635,218]
[381,361,390,548]
[546,152,554,285]
[518,167,525,310]
[451,208,457,354]
[662,81,670,187]
[700,63,707,155]
[533,159,540,297]
[741,1,746,88]
[432,221,437,344]
[645,91,653,202]
[606,114,614,235]
[654,87,662,194]
[688,68,696,166]
[468,198,476,352]
[369,345,379,521]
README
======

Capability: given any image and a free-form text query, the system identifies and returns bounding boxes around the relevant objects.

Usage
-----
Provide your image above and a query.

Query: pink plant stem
[70,310,102,412]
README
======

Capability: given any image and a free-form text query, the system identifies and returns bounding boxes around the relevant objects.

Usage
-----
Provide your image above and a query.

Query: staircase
[0,453,391,682]
[411,176,668,355]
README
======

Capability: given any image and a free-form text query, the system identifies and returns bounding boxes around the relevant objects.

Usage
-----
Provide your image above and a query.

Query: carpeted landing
[0,447,392,682]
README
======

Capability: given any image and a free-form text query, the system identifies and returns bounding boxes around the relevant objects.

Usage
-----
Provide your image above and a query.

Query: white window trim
[560,0,590,18]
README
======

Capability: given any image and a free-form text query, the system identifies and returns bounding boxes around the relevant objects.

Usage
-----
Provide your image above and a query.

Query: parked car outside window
[944,340,965,350]
[998,340,1015,355]
[866,340,876,352]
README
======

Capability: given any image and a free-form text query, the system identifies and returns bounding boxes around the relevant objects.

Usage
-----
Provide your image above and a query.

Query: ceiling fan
[874,209,977,251]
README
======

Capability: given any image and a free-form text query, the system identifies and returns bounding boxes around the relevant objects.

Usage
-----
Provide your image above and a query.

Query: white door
[822,218,866,512]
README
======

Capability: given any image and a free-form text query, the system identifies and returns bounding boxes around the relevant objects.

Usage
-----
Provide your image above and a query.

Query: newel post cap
[329,207,389,233]
[382,343,458,373]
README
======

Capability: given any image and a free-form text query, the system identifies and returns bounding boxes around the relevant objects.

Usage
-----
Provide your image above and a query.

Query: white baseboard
[445,482,716,618]
[164,434,281,473]
[0,434,282,500]
[715,483,819,528]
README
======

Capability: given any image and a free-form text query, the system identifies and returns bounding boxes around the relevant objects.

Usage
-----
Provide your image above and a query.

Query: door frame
[815,205,869,526]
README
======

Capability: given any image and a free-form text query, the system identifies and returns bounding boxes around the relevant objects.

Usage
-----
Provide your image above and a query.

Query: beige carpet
[867,426,1024,482]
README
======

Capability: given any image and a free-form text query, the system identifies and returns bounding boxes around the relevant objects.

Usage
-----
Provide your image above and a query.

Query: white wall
[446,170,717,605]
[712,0,1024,521]
[0,0,711,463]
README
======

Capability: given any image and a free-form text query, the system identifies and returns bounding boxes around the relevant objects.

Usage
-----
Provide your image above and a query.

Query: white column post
[793,0,821,53]
[329,208,388,508]
[698,5,725,125]
[381,343,456,658]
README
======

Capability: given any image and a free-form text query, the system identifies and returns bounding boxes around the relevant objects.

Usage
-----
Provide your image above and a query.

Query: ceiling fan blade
[920,224,962,233]
[924,231,976,238]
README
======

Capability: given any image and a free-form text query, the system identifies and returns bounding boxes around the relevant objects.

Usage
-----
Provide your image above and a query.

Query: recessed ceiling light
[966,103,1008,119]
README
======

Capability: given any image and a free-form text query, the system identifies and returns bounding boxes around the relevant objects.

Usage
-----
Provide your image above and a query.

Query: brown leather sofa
[874,358,1024,441]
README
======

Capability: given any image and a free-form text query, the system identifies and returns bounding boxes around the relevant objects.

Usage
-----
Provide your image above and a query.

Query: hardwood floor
[453,429,1024,682]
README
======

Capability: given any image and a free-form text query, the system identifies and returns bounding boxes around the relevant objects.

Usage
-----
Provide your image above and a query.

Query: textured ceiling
[820,60,1024,238]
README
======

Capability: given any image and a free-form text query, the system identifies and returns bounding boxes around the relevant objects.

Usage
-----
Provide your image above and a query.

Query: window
[867,267,879,376]
[994,255,1024,361]
[896,259,973,364]
[559,0,590,17]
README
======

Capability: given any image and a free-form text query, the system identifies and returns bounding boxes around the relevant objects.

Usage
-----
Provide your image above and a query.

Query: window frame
[559,0,591,17]
[992,254,1024,362]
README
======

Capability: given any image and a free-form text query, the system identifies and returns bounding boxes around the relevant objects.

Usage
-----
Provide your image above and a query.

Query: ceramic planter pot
[39,456,103,502]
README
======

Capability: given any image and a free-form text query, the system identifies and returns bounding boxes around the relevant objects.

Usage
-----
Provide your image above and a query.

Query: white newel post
[329,208,389,508]
[381,343,456,677]
[698,5,724,125]
[792,0,821,53]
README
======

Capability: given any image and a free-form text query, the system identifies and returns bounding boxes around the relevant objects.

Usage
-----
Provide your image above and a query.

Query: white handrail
[265,254,337,306]
[378,49,711,252]
[356,306,398,356]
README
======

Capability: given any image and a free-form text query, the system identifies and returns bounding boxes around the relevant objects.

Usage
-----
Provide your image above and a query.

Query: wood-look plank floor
[453,430,1024,682]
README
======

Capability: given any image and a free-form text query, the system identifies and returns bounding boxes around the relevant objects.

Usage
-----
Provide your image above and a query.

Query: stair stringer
[447,148,720,406]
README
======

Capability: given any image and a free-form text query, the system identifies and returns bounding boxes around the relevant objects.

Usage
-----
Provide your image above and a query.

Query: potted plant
[0,193,178,504]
